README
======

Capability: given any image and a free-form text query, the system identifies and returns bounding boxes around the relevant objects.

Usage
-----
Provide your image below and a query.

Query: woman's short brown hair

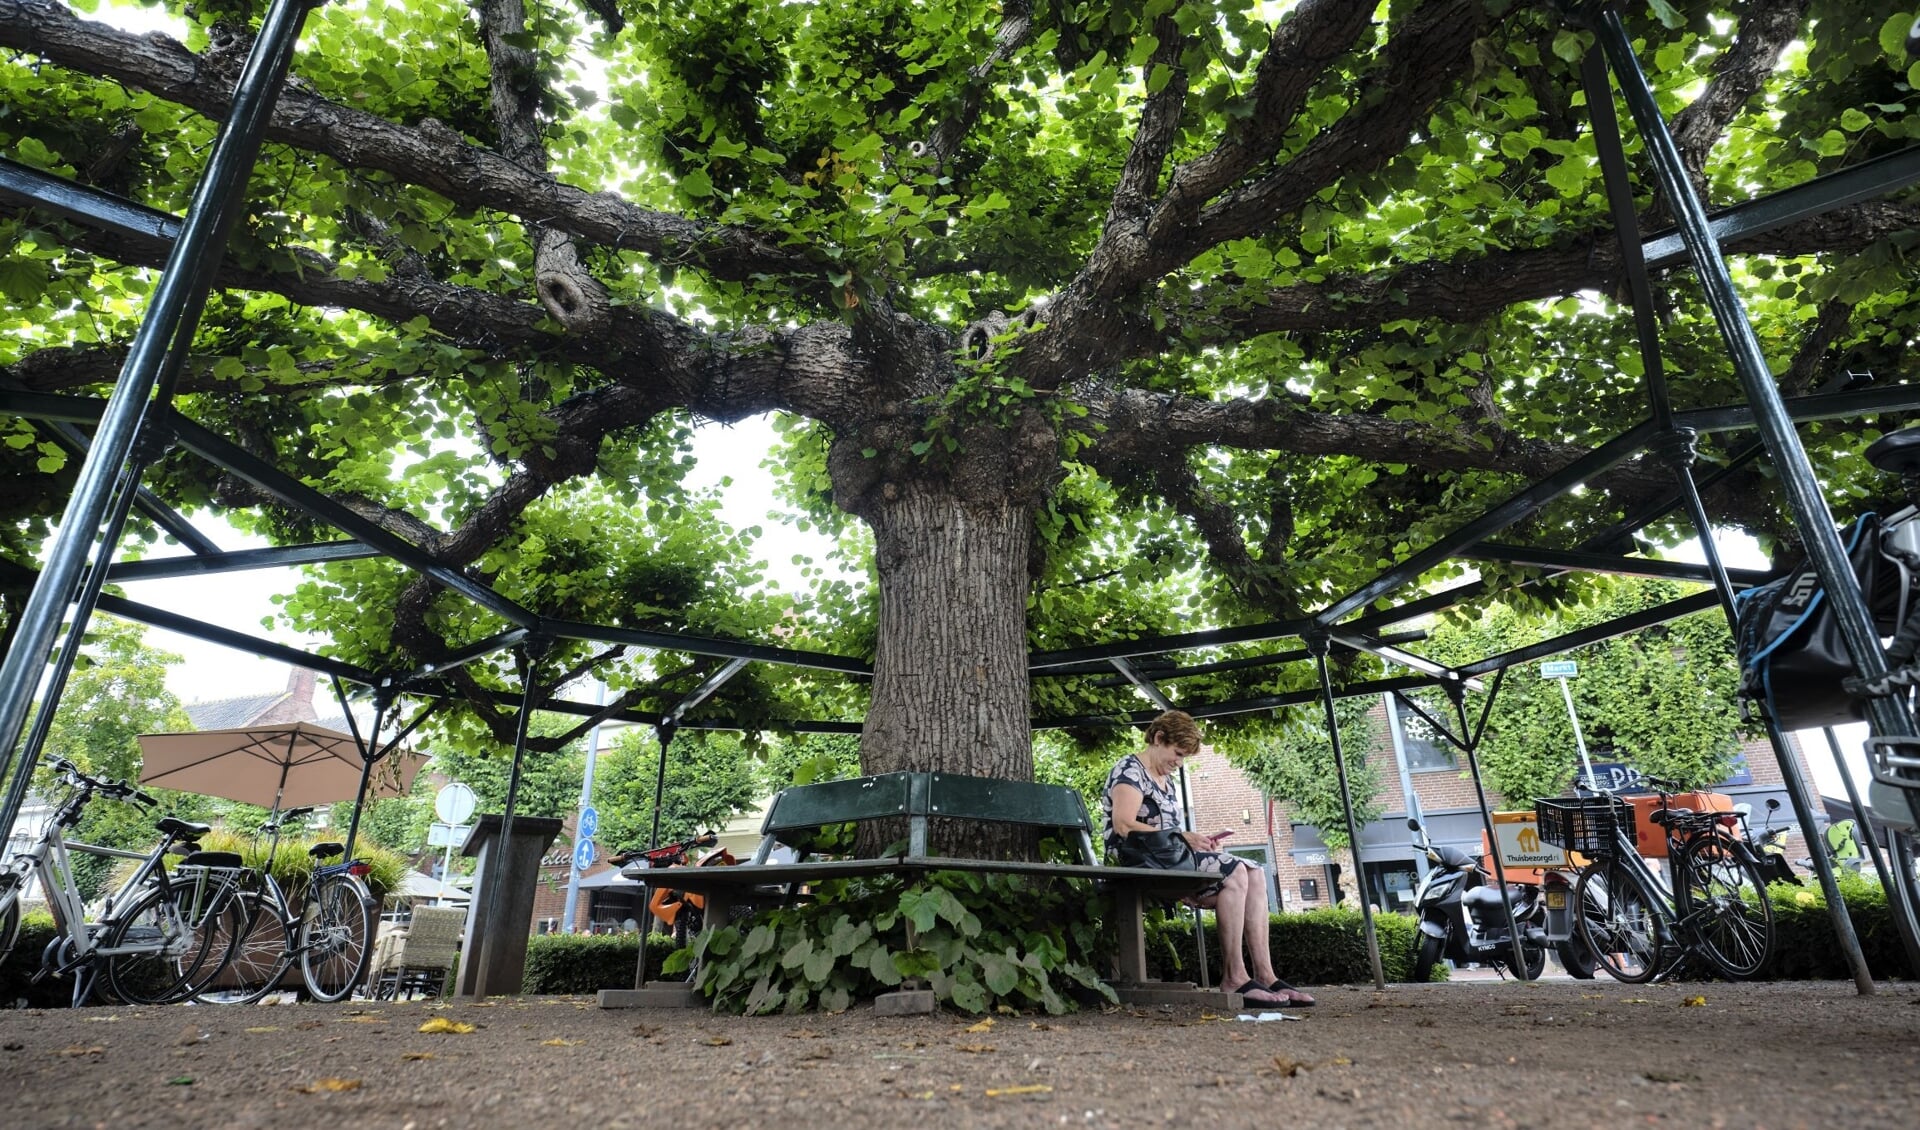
[1144,709,1202,754]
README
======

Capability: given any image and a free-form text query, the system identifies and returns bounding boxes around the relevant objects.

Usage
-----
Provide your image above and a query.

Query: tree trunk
[860,482,1034,783]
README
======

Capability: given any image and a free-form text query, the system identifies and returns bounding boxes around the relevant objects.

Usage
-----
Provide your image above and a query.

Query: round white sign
[435,782,478,825]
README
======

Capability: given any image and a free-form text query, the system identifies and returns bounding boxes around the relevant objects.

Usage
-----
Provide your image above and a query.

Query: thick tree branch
[476,0,611,333]
[912,0,1033,169]
[1666,0,1810,194]
[1017,0,1488,390]
[0,1,810,281]
[1186,0,1490,253]
[1147,0,1375,247]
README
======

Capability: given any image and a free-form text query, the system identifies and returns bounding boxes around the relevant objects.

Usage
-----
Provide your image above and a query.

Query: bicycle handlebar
[47,757,154,806]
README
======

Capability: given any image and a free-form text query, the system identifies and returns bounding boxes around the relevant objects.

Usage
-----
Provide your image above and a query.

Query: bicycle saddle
[156,816,212,839]
[1649,807,1693,827]
[1866,427,1920,475]
[308,841,345,860]
[177,851,244,869]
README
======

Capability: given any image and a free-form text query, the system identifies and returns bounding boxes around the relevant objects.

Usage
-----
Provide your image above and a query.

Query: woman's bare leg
[1244,865,1277,984]
[1213,865,1252,988]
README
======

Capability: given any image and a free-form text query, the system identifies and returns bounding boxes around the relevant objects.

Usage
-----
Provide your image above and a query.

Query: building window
[1298,877,1320,902]
[1395,695,1457,771]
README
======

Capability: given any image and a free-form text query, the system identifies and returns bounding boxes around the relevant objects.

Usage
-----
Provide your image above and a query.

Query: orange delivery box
[1623,791,1735,858]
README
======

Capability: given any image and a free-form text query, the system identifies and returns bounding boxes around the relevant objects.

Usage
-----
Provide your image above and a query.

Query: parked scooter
[1408,817,1552,981]
[1738,798,1799,886]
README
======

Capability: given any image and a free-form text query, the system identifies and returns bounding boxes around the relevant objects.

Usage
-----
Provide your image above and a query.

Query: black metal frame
[4,1,1919,997]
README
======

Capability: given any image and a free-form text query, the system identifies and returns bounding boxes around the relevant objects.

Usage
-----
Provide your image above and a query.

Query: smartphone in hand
[1210,829,1235,844]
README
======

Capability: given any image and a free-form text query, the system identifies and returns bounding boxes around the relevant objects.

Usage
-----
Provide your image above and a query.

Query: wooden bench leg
[1115,885,1149,983]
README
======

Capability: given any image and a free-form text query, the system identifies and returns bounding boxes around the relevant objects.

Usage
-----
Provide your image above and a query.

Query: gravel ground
[3,980,1918,1129]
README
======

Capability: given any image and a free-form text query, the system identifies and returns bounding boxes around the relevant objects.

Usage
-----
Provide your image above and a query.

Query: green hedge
[1146,908,1437,985]
[1765,874,1910,980]
[520,932,685,995]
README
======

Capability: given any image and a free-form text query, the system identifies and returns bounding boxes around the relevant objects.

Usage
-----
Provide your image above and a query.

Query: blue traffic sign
[572,837,597,871]
[1540,660,1579,678]
[578,805,599,839]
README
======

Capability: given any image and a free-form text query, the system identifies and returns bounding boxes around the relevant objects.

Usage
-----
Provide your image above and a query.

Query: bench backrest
[755,772,915,858]
[753,771,1098,864]
[924,773,1097,864]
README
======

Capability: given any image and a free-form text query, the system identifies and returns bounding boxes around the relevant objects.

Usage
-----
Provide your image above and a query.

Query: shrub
[521,932,683,994]
[1765,874,1908,980]
[191,830,408,906]
[1146,908,1437,985]
[686,871,1117,1015]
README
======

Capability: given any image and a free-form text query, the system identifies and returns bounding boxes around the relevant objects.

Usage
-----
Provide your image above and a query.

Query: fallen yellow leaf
[401,1052,437,1061]
[541,1038,583,1047]
[985,1084,1053,1097]
[956,1043,996,1054]
[1620,998,1651,1004]
[1681,996,1707,1007]
[294,1078,363,1093]
[417,1018,477,1034]
[244,1026,281,1034]
[965,1018,995,1033]
[339,1016,387,1024]
[705,1036,733,1047]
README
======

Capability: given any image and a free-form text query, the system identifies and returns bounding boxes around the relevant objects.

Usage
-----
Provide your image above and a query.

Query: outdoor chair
[370,905,465,1000]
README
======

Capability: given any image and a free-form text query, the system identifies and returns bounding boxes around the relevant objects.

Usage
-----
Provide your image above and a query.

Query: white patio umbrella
[137,720,426,817]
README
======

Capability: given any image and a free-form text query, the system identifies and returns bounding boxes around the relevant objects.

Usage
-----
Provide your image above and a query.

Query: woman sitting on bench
[1103,709,1314,1008]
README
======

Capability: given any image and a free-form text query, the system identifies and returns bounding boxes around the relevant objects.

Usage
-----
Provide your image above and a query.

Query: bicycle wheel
[196,893,294,1005]
[300,875,373,1002]
[1885,830,1920,978]
[1575,859,1661,984]
[1676,833,1775,980]
[103,884,208,1005]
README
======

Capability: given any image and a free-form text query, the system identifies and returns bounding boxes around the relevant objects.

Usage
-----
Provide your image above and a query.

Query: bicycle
[0,758,246,1006]
[193,805,377,1004]
[1537,775,1775,983]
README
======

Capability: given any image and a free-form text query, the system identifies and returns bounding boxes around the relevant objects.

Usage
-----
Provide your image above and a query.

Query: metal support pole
[1555,677,1597,790]
[0,451,150,833]
[563,677,608,933]
[1383,694,1427,882]
[470,645,542,1000]
[0,0,317,818]
[1592,8,1920,834]
[1443,681,1534,978]
[647,721,677,853]
[1310,636,1385,989]
[1824,728,1920,977]
[339,693,391,863]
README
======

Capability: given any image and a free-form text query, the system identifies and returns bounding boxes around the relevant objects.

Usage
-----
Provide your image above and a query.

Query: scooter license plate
[1545,890,1567,909]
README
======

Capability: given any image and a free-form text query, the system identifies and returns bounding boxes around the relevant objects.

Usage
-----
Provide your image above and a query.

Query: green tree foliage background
[1426,578,1748,802]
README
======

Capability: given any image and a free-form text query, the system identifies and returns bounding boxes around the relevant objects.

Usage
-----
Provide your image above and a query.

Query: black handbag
[1117,830,1197,871]
[1734,515,1908,730]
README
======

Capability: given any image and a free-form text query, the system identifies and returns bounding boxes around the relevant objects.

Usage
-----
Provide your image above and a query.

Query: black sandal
[1233,980,1292,1007]
[1268,978,1315,1006]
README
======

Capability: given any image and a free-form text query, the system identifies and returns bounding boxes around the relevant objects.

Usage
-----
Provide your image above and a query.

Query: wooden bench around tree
[596,771,1222,1010]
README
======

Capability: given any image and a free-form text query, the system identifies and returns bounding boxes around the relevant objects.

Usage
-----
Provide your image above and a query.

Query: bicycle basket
[1533,797,1636,858]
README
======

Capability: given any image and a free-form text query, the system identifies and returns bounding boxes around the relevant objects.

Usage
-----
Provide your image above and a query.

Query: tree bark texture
[860,483,1035,785]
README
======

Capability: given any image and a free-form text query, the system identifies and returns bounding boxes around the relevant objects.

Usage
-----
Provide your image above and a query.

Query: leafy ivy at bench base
[677,871,1117,1015]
